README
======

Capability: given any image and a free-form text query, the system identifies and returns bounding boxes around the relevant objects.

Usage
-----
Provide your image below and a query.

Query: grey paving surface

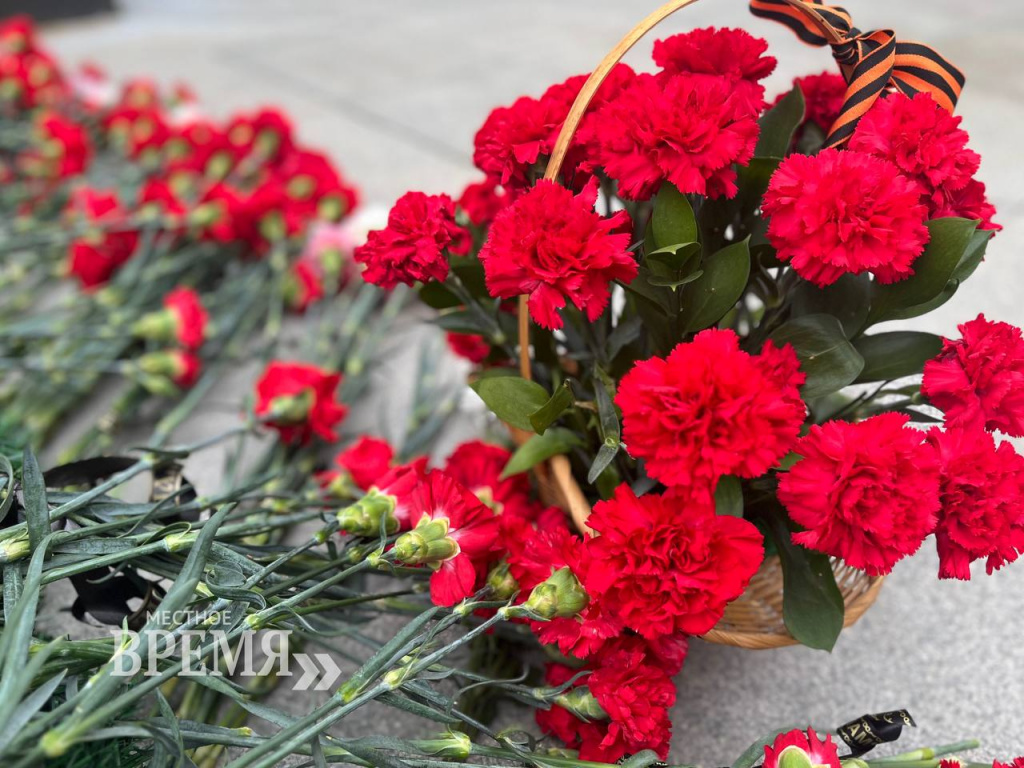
[38,0,1024,762]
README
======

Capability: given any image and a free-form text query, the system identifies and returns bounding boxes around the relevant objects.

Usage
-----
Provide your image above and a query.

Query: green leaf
[755,85,805,158]
[587,441,620,485]
[736,158,781,211]
[432,309,489,335]
[0,455,15,526]
[501,428,582,478]
[646,241,702,270]
[648,269,705,290]
[853,332,943,383]
[769,510,845,652]
[714,476,743,517]
[593,371,620,442]
[770,314,865,400]
[652,182,698,249]
[951,227,993,283]
[868,218,979,324]
[470,376,550,432]
[791,273,871,338]
[679,238,751,332]
[529,380,575,434]
[417,281,461,310]
[883,281,959,322]
[21,448,48,553]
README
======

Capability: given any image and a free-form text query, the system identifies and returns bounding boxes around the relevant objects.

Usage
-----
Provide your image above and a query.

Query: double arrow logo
[285,652,343,691]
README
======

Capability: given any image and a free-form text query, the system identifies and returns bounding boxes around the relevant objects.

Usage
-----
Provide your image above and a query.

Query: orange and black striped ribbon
[749,0,964,147]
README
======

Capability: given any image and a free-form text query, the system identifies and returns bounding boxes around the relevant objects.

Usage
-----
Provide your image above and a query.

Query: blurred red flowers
[163,287,209,351]
[478,178,635,330]
[762,728,840,768]
[779,413,941,576]
[65,188,139,289]
[763,148,930,286]
[923,315,1024,437]
[254,361,347,444]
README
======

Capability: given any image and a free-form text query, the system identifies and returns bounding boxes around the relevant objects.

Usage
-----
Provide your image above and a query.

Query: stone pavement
[41,0,1024,761]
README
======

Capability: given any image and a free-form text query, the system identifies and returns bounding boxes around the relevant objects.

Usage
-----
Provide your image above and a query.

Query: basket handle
[515,0,842,381]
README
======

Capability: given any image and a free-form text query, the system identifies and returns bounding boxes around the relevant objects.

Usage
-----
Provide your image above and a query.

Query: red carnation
[581,72,759,200]
[333,436,395,492]
[65,188,139,289]
[138,349,202,392]
[473,94,565,189]
[393,470,499,607]
[507,519,622,659]
[355,191,469,289]
[616,329,805,496]
[254,361,347,445]
[457,177,512,227]
[104,105,171,159]
[994,759,1024,768]
[931,177,1000,232]
[777,71,847,134]
[653,26,776,113]
[285,260,325,313]
[446,332,491,364]
[23,111,91,178]
[763,728,841,768]
[585,484,764,637]
[478,178,635,330]
[275,147,359,224]
[778,413,941,575]
[764,148,929,286]
[163,287,208,350]
[923,315,1024,437]
[587,646,676,760]
[850,92,998,229]
[928,426,1024,580]
[443,440,543,520]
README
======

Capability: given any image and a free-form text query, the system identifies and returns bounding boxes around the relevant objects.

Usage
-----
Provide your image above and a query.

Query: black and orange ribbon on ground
[750,0,965,147]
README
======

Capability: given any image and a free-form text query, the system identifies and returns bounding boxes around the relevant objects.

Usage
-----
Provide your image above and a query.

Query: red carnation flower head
[478,178,635,330]
[930,177,1000,232]
[443,440,546,520]
[275,147,360,224]
[393,470,500,607]
[994,759,1024,768]
[777,71,847,135]
[446,332,491,364]
[850,92,997,229]
[653,26,776,113]
[165,287,208,348]
[335,459,429,533]
[65,187,139,290]
[586,646,676,761]
[334,436,396,492]
[21,111,91,179]
[923,314,1024,437]
[616,329,806,496]
[457,177,513,228]
[137,349,202,393]
[355,191,469,289]
[225,107,295,167]
[581,72,760,201]
[779,413,941,575]
[254,361,347,445]
[0,15,36,52]
[763,148,930,286]
[104,105,171,160]
[473,95,560,189]
[505,518,621,658]
[585,484,764,637]
[763,728,841,768]
[928,425,1024,580]
[284,260,325,313]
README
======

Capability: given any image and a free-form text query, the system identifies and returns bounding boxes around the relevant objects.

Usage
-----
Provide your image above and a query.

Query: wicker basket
[511,0,884,649]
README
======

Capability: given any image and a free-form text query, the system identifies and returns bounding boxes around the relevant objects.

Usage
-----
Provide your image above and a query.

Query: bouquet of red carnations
[339,0,1024,757]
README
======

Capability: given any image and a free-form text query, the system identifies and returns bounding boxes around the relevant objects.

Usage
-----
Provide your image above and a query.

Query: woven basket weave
[511,0,884,649]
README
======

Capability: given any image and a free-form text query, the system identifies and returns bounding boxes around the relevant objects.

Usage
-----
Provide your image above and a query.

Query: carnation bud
[778,746,817,768]
[409,731,472,762]
[554,687,608,722]
[393,517,457,566]
[486,561,518,600]
[520,567,588,619]
[266,389,314,424]
[336,488,399,536]
[132,307,176,343]
[0,532,31,564]
[321,470,356,499]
